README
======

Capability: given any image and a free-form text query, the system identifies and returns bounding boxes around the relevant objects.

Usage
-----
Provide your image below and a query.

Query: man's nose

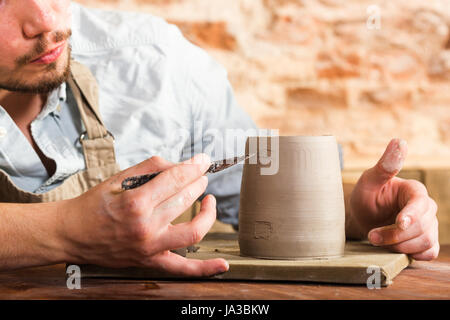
[22,0,57,39]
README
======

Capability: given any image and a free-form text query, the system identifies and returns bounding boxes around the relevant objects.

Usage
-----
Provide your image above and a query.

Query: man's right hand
[59,153,229,277]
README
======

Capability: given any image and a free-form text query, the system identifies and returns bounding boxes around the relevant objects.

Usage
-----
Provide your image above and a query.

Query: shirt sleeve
[177,35,258,228]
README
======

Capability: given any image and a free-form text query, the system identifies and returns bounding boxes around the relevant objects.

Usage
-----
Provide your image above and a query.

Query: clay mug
[238,135,345,259]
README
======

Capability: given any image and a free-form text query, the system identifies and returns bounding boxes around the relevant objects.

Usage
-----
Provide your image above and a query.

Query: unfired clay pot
[238,136,345,260]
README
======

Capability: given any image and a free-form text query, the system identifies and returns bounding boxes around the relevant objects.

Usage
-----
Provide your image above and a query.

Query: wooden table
[0,245,449,300]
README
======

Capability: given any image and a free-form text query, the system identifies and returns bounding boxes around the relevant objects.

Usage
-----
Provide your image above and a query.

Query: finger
[157,194,217,251]
[148,250,229,277]
[368,207,435,246]
[109,155,175,190]
[386,219,439,254]
[395,192,432,231]
[139,153,211,206]
[359,138,408,190]
[411,243,440,261]
[153,175,208,227]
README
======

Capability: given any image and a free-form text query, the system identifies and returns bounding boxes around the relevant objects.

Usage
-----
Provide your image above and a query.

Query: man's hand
[60,153,229,277]
[348,138,439,261]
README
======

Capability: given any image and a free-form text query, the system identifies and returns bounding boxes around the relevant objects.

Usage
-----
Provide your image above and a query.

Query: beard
[0,30,72,94]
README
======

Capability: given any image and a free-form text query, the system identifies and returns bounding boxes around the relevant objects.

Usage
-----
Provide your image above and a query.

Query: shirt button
[0,127,7,139]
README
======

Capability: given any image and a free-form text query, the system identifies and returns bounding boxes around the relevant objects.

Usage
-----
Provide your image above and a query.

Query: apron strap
[67,60,118,169]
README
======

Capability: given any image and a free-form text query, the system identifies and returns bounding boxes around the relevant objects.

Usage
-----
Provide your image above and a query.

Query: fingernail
[381,140,406,174]
[399,216,411,230]
[184,154,211,171]
[219,261,229,273]
[398,139,407,148]
[196,153,212,171]
[369,231,383,245]
[209,194,216,206]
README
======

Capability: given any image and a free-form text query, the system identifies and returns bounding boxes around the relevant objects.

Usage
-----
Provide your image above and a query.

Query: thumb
[361,138,408,189]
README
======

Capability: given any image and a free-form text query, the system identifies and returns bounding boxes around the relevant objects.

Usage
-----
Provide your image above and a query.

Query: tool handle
[121,157,229,190]
[121,171,161,190]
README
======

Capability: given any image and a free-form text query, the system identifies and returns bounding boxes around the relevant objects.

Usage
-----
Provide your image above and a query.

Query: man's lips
[30,42,66,64]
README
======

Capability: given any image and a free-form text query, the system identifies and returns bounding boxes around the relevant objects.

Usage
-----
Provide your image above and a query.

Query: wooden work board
[78,232,411,287]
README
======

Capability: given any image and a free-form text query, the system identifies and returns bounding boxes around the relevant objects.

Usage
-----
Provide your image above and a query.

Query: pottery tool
[121,153,256,191]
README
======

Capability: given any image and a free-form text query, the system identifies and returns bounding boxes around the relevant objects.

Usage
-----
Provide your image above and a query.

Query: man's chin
[0,47,71,94]
[17,69,70,94]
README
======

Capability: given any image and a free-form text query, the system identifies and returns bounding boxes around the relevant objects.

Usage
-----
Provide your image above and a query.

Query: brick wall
[75,0,450,170]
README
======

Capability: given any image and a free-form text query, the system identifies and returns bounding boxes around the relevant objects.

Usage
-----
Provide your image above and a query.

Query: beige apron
[0,60,121,203]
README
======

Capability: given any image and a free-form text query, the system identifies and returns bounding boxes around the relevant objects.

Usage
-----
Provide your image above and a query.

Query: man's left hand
[349,138,439,261]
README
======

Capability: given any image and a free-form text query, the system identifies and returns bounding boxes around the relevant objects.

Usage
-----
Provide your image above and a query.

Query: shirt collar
[36,82,67,120]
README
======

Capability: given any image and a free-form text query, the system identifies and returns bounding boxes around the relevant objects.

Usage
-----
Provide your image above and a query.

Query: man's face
[0,0,72,94]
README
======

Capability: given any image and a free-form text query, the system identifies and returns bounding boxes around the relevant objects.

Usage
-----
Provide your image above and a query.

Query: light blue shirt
[0,2,258,227]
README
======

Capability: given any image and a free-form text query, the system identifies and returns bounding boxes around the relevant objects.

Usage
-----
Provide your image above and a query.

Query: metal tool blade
[206,153,256,174]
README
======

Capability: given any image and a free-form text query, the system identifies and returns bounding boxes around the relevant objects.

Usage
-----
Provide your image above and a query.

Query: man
[0,1,439,275]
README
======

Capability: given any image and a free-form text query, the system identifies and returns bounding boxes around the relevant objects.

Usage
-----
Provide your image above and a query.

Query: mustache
[16,29,72,66]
